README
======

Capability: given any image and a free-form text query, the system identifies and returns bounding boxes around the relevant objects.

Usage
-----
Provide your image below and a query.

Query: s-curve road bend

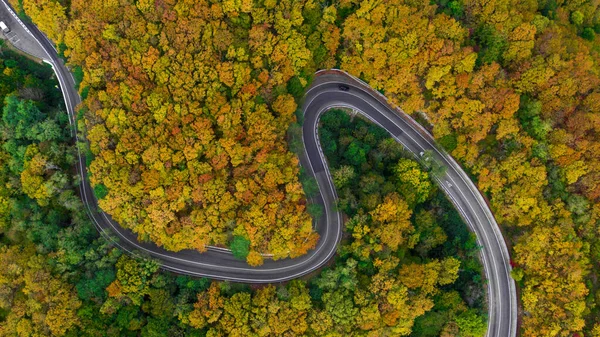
[306,70,517,337]
[0,0,344,283]
[0,0,342,283]
[1,2,516,336]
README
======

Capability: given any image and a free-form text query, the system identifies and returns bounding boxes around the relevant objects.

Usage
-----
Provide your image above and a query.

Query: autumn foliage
[11,0,348,261]
[338,0,600,334]
[12,0,600,334]
[0,246,81,336]
[0,47,481,336]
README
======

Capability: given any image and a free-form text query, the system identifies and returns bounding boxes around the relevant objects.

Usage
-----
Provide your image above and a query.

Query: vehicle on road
[338,84,350,91]
[0,21,10,33]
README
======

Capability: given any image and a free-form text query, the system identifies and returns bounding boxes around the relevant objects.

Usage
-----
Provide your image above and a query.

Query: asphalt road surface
[0,2,516,337]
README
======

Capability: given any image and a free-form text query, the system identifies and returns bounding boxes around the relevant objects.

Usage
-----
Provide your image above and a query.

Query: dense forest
[336,1,600,335]
[18,0,337,261]
[6,0,600,335]
[0,50,484,336]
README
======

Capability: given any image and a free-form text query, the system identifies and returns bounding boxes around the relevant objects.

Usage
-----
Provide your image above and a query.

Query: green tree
[455,309,487,337]
[323,290,357,330]
[2,95,45,139]
[94,183,109,200]
[394,158,433,205]
[344,140,370,167]
[582,27,595,41]
[230,235,250,260]
[474,24,507,65]
[332,165,355,188]
[76,269,116,301]
[571,11,584,26]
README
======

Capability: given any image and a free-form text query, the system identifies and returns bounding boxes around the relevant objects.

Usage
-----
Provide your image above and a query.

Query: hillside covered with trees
[8,0,600,335]
[0,49,484,336]
[14,0,341,261]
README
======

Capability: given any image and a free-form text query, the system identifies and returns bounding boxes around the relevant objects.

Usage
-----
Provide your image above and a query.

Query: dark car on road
[339,84,350,91]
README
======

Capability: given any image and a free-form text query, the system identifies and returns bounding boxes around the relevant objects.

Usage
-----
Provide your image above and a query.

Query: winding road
[0,2,517,337]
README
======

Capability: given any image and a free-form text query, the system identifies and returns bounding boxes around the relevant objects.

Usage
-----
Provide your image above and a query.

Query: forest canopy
[12,0,345,262]
[9,0,600,335]
[0,58,484,334]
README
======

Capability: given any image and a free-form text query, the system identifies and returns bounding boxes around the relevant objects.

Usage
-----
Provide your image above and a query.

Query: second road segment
[0,3,516,336]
